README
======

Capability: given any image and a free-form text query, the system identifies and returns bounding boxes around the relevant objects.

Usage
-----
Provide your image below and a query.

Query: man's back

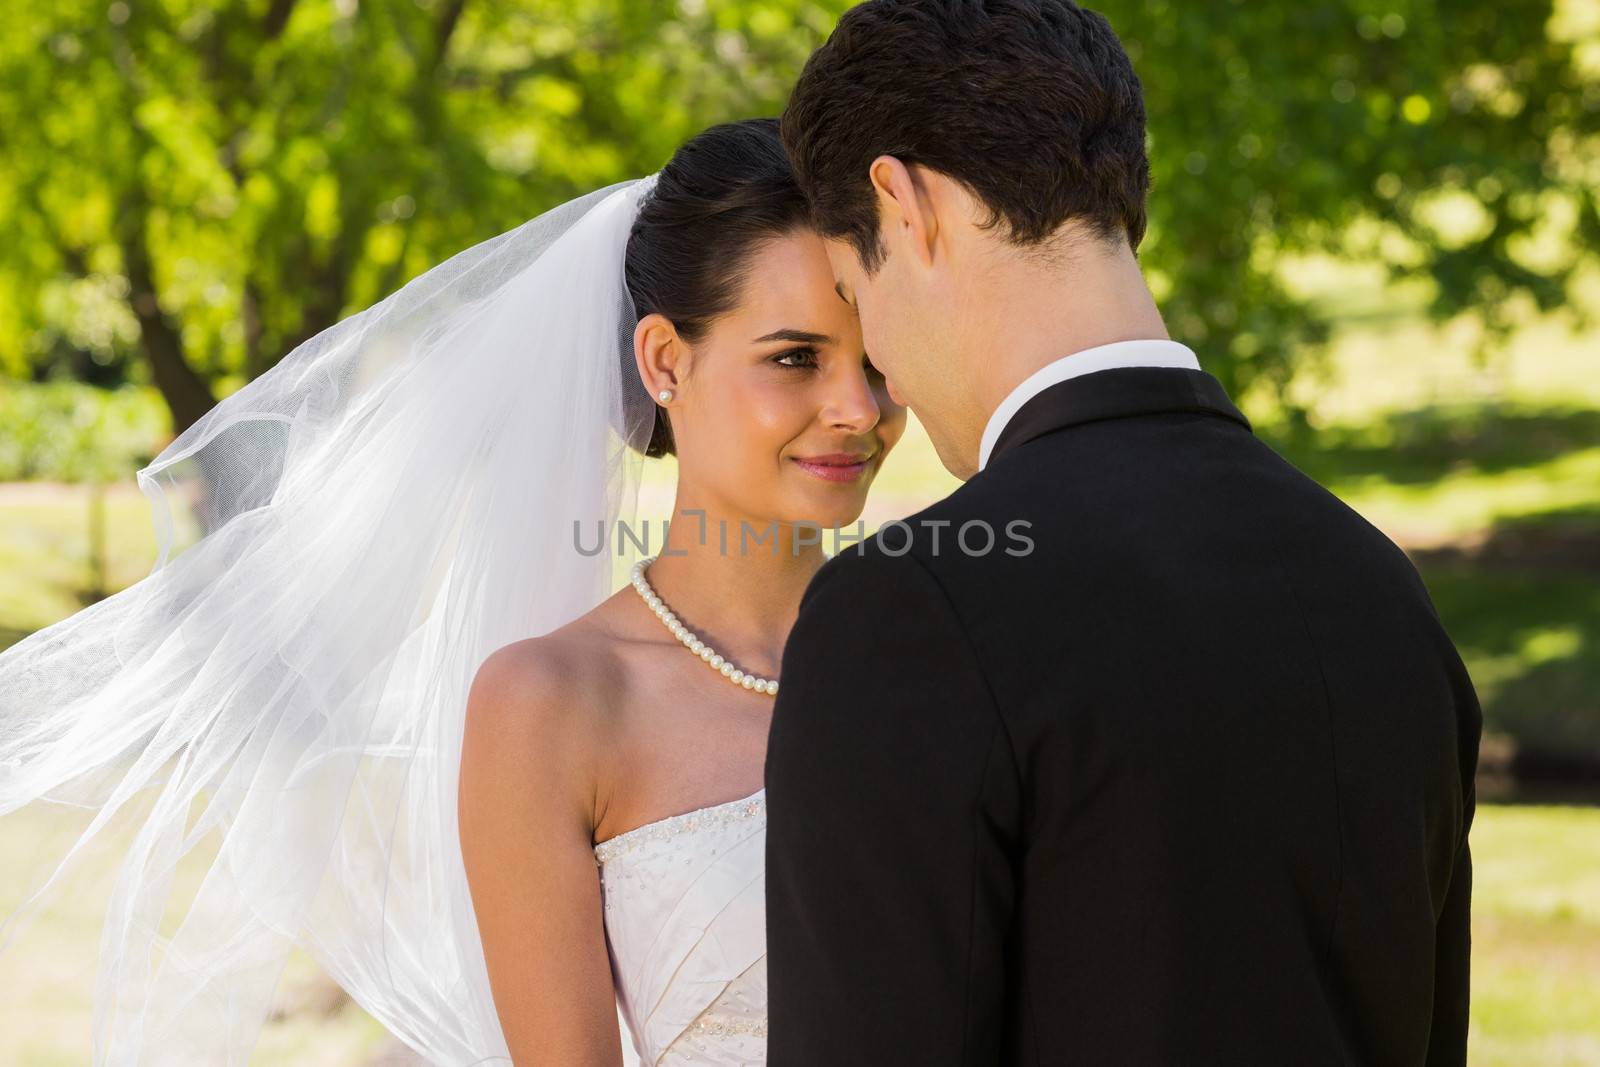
[766,368,1479,1066]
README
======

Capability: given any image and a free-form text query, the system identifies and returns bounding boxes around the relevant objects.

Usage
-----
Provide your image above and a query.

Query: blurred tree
[1104,0,1600,406]
[0,0,1594,432]
[0,0,825,432]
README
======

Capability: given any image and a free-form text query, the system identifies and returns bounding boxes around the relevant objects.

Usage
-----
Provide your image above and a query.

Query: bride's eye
[773,347,819,369]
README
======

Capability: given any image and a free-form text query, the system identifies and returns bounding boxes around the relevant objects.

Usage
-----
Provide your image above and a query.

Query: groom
[764,2,1481,1065]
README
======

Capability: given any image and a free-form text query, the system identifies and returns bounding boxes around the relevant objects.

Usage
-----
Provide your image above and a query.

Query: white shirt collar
[976,339,1201,471]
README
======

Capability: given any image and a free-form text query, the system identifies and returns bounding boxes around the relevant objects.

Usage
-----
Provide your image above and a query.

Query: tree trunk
[121,236,217,435]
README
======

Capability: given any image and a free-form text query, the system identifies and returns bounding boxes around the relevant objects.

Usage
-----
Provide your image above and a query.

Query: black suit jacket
[765,367,1480,1066]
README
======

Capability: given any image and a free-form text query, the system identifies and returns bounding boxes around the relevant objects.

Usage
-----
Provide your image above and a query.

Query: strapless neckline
[593,787,766,866]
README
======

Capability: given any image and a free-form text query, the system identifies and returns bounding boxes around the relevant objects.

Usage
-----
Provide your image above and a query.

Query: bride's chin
[772,498,869,533]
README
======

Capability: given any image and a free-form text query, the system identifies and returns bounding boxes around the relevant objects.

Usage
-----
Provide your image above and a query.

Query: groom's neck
[967,233,1171,420]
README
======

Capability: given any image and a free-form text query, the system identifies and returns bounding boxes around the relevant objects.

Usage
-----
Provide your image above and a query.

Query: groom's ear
[867,155,939,270]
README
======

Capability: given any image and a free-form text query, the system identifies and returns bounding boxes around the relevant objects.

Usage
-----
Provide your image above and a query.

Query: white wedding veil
[0,174,661,1064]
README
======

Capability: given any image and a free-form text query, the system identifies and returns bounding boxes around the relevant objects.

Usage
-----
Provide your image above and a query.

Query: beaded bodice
[596,789,768,1066]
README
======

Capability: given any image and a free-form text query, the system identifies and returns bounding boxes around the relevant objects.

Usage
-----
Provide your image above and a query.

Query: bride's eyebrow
[751,328,834,345]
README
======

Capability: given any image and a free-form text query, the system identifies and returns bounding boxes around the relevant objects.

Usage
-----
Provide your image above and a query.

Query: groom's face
[822,222,976,479]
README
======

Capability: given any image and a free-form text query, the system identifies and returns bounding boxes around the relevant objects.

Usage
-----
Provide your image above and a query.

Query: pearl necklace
[630,555,779,697]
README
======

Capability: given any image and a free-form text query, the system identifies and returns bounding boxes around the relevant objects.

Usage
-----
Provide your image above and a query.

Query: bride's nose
[817,360,882,433]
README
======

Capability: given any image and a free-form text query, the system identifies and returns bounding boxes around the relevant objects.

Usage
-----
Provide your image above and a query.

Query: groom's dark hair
[780,0,1150,274]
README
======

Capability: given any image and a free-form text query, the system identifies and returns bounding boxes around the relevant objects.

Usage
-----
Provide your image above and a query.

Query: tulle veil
[0,174,662,1064]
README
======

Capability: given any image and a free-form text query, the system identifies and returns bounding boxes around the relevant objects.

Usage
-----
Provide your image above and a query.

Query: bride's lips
[792,451,874,483]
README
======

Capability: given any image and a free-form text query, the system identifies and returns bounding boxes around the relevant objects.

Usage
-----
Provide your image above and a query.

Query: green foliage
[1100,0,1600,399]
[0,0,828,429]
[0,0,1594,430]
[0,380,166,482]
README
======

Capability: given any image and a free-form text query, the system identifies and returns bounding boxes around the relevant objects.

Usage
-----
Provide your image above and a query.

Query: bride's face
[662,229,905,531]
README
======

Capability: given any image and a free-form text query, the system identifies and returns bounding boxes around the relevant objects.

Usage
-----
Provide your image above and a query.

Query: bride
[459,120,903,1066]
[0,117,903,1066]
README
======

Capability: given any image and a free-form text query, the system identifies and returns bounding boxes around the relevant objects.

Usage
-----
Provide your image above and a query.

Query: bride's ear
[635,313,688,403]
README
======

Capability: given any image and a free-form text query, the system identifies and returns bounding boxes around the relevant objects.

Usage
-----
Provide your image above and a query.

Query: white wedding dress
[596,787,769,1066]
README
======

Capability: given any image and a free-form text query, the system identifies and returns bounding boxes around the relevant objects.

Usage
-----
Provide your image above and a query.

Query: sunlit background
[2,1,1598,1064]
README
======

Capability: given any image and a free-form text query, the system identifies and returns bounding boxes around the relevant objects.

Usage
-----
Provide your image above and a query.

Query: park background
[0,0,1597,1064]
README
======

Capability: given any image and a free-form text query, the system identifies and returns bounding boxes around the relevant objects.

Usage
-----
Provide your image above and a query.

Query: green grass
[1277,404,1600,547]
[0,485,164,640]
[0,802,398,1066]
[1420,565,1600,766]
[1468,805,1600,1067]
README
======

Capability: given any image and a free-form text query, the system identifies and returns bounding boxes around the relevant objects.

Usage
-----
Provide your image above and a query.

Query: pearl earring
[657,389,674,403]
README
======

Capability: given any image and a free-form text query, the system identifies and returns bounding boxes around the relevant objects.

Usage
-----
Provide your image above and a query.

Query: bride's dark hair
[624,117,810,458]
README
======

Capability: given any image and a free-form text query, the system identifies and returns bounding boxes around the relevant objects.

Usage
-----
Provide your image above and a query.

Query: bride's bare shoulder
[458,614,631,871]
[462,597,637,772]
